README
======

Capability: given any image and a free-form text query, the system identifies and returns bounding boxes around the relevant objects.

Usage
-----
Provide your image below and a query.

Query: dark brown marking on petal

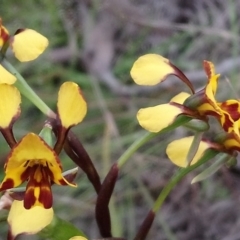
[39,186,52,209]
[44,164,54,180]
[24,165,42,209]
[39,166,53,208]
[0,178,14,191]
[221,102,240,121]
[24,165,54,209]
[14,28,25,35]
[23,160,30,167]
[0,25,10,43]
[24,186,36,209]
[221,113,234,132]
[200,110,220,118]
[203,61,213,79]
[20,167,32,181]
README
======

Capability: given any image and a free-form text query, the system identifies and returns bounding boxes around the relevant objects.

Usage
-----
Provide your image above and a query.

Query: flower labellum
[0,133,75,209]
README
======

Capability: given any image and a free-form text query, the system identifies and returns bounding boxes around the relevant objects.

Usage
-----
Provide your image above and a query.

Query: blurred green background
[1,0,240,239]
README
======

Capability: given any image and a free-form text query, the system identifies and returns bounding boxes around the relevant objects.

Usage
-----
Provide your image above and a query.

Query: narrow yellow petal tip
[0,65,16,84]
[58,82,87,129]
[8,200,53,237]
[170,92,190,104]
[137,103,182,133]
[0,84,21,128]
[11,29,48,62]
[130,54,174,86]
[166,136,210,167]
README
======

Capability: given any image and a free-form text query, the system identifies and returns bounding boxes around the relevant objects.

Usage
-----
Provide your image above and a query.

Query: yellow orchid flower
[0,81,87,209]
[188,61,240,132]
[131,54,240,136]
[0,133,75,209]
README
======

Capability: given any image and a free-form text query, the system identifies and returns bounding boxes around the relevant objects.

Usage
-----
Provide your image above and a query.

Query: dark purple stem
[65,130,102,194]
[134,210,155,240]
[95,163,119,238]
[1,127,17,148]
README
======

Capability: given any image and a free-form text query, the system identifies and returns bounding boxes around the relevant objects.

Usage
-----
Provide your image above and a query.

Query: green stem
[2,59,55,118]
[186,132,203,166]
[117,132,156,168]
[117,116,191,168]
[152,149,218,213]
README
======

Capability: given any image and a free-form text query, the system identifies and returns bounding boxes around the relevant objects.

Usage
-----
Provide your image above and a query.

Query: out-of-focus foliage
[1,0,240,239]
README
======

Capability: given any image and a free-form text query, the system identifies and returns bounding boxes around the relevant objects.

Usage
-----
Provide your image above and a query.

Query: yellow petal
[11,29,48,62]
[223,125,240,150]
[8,200,53,237]
[137,103,183,133]
[0,84,21,128]
[203,61,218,94]
[130,54,174,85]
[206,74,220,98]
[197,81,221,116]
[0,65,16,84]
[57,82,87,129]
[6,133,59,169]
[170,92,190,104]
[223,137,240,150]
[69,237,88,240]
[166,136,210,167]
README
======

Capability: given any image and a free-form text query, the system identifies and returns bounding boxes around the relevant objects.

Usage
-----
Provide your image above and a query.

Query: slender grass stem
[2,59,55,118]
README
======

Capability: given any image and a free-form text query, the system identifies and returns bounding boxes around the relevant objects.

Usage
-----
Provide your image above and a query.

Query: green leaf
[39,125,55,148]
[191,153,232,184]
[186,132,204,166]
[152,148,219,213]
[38,215,87,240]
[117,115,191,168]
